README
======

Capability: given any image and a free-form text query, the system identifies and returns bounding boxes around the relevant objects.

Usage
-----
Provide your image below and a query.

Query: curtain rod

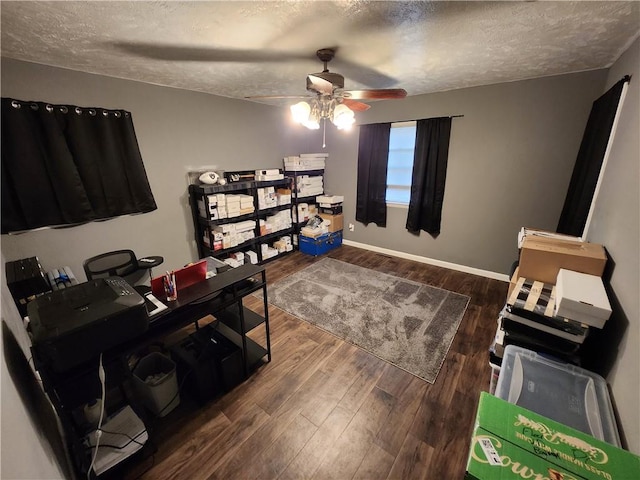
[358,115,464,127]
[396,115,464,122]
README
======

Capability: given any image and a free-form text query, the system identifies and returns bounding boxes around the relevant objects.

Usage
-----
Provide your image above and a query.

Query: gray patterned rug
[264,258,470,384]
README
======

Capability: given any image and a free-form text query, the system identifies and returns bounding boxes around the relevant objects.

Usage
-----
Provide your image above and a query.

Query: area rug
[264,258,470,384]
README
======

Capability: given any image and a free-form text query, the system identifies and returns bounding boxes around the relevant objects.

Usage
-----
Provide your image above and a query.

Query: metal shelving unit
[189,178,293,264]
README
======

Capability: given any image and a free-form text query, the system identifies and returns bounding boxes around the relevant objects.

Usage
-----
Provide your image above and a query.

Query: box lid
[556,269,612,321]
[522,237,606,260]
[495,345,620,446]
[467,392,639,480]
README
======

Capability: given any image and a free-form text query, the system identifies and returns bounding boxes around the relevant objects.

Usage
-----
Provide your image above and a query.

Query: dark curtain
[557,76,629,236]
[406,117,452,236]
[1,98,157,234]
[356,122,391,227]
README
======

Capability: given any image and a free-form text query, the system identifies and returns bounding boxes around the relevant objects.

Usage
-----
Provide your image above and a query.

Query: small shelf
[189,181,253,195]
[198,212,256,226]
[215,305,265,334]
[294,194,323,204]
[257,203,292,217]
[260,250,292,265]
[258,227,294,244]
[216,322,268,371]
[254,178,290,188]
[204,238,258,257]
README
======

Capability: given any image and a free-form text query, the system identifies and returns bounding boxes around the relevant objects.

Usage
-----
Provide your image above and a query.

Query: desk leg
[262,270,271,363]
[238,300,249,378]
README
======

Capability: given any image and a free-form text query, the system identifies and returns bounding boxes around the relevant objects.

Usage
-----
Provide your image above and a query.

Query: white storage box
[555,269,612,328]
[315,195,344,204]
[132,353,180,417]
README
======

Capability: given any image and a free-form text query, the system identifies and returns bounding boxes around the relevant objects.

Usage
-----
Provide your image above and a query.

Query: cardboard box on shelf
[466,392,639,480]
[518,237,606,285]
[318,213,343,232]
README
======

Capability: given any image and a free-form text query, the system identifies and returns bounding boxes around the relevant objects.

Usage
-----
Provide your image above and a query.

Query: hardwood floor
[126,245,507,480]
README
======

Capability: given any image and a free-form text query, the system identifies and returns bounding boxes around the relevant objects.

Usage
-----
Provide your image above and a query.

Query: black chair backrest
[83,250,138,280]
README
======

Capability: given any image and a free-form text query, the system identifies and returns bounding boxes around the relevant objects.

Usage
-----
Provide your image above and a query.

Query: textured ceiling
[1,1,639,106]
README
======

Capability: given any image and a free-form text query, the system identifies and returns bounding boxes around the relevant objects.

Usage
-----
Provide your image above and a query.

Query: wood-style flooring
[125,245,508,480]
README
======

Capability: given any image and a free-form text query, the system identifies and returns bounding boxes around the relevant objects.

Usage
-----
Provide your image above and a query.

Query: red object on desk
[151,260,207,298]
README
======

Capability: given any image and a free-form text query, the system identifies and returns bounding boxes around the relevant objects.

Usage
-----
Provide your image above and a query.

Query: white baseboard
[342,239,509,282]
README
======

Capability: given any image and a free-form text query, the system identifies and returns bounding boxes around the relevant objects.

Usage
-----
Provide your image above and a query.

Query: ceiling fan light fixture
[290,101,311,124]
[290,98,355,131]
[332,103,355,130]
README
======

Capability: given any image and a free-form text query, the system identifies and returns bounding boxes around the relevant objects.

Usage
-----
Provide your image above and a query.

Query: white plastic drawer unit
[495,345,620,446]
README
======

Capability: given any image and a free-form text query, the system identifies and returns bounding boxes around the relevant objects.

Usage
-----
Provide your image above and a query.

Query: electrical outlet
[348,223,355,232]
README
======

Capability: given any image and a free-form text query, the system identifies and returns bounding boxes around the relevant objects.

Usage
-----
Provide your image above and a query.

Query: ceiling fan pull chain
[322,118,327,148]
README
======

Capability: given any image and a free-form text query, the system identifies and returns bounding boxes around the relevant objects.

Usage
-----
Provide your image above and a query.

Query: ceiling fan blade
[307,75,334,95]
[111,42,311,63]
[340,89,407,100]
[341,99,371,112]
[245,95,311,100]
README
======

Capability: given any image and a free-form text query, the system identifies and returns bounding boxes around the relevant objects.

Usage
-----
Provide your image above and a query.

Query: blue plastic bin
[299,231,342,256]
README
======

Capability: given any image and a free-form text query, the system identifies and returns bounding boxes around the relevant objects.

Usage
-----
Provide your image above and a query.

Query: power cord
[85,428,147,450]
[87,353,106,480]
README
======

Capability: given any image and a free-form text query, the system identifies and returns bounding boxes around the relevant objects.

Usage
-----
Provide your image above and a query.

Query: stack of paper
[86,406,148,476]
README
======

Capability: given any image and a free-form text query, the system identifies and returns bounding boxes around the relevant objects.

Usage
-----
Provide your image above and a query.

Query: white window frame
[386,121,417,208]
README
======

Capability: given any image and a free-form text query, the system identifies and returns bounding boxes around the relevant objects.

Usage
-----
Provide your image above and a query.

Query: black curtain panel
[406,117,452,236]
[355,122,391,227]
[1,98,157,234]
[557,76,630,236]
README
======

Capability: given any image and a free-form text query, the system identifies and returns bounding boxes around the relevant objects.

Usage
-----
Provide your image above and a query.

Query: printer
[28,277,148,372]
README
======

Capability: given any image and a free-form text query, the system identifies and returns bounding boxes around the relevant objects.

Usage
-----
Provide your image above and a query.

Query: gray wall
[0,58,291,277]
[585,38,640,453]
[0,57,297,478]
[323,70,608,275]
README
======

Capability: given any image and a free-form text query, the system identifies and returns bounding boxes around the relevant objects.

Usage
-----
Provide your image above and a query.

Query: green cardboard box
[466,392,640,480]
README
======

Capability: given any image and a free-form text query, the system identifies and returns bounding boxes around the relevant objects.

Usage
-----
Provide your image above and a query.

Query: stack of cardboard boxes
[316,195,344,233]
[299,195,344,256]
[490,228,612,389]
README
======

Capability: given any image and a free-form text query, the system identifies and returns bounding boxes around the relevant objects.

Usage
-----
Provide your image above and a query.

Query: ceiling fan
[246,48,407,132]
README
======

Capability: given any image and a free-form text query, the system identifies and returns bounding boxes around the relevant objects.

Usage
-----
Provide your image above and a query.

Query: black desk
[33,263,271,479]
[141,263,271,375]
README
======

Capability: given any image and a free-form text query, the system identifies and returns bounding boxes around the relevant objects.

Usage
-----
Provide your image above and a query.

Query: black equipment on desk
[28,277,148,372]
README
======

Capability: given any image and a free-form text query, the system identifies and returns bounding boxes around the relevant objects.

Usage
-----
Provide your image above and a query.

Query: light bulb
[290,101,311,124]
[332,104,355,130]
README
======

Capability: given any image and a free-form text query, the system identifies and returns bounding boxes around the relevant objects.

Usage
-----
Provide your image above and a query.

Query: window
[385,121,416,206]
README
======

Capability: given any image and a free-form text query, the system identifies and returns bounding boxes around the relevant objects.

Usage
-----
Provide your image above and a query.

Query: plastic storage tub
[495,345,620,446]
[132,352,180,417]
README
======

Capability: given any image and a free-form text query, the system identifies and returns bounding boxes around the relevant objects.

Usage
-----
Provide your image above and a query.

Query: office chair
[83,250,163,292]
